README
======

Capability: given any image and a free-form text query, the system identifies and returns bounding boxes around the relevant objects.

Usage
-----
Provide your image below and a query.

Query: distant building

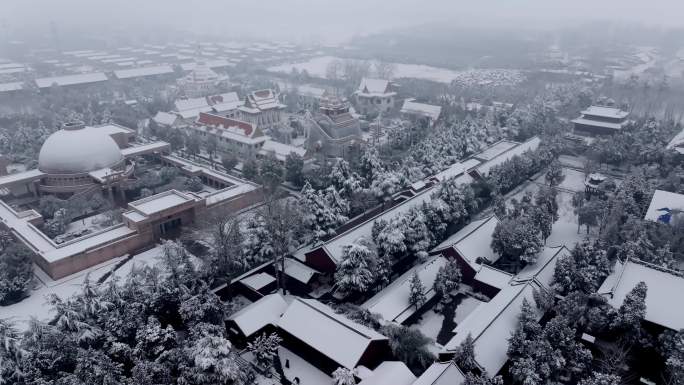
[354,78,396,116]
[305,95,362,159]
[571,106,630,136]
[238,89,286,130]
[400,98,442,127]
[194,112,268,158]
[179,62,219,97]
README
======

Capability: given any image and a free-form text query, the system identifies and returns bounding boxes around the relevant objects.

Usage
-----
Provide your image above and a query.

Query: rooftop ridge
[294,298,383,341]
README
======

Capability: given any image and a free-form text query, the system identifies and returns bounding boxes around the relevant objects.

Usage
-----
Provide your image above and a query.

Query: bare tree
[259,198,304,293]
[374,60,396,80]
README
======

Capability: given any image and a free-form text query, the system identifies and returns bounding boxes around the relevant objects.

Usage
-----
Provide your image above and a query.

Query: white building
[354,78,396,116]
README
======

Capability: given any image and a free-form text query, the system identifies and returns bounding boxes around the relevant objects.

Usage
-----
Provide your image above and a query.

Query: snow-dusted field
[268,56,525,86]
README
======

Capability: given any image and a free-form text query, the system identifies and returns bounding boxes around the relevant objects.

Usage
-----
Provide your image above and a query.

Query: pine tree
[433,260,462,299]
[491,216,543,265]
[334,243,377,296]
[612,281,647,334]
[453,333,477,371]
[409,271,427,309]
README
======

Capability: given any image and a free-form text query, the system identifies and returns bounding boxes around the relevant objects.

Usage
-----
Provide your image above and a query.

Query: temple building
[238,89,286,130]
[305,95,362,159]
[178,61,220,98]
[571,106,630,136]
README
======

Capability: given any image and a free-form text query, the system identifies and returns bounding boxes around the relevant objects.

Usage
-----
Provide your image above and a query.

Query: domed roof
[38,122,124,174]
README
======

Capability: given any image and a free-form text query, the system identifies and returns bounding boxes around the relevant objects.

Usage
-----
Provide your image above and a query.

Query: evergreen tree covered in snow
[552,240,610,295]
[491,216,543,265]
[332,367,356,385]
[409,271,427,309]
[0,242,34,306]
[247,332,282,369]
[299,182,348,242]
[611,281,647,335]
[433,259,462,299]
[453,333,477,371]
[334,243,377,296]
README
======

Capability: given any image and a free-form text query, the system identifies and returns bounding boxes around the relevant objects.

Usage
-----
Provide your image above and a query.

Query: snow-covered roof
[114,65,174,79]
[0,169,46,188]
[0,82,23,92]
[128,190,195,216]
[38,124,124,174]
[400,98,442,121]
[473,140,519,161]
[35,72,108,88]
[432,216,501,265]
[120,142,170,157]
[153,111,179,126]
[666,128,684,151]
[474,265,513,290]
[644,190,684,225]
[245,89,285,111]
[512,245,570,286]
[357,78,392,95]
[357,361,416,385]
[598,259,684,330]
[442,245,568,375]
[277,298,388,370]
[240,272,276,291]
[276,258,319,284]
[413,361,466,385]
[475,136,541,177]
[432,158,480,182]
[322,186,437,263]
[362,256,447,324]
[259,140,306,162]
[571,117,624,130]
[175,97,210,112]
[297,85,327,99]
[580,106,629,119]
[228,293,288,337]
[444,281,542,375]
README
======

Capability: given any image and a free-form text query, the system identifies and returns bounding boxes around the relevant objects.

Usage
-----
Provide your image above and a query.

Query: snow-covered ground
[268,56,524,86]
[278,346,331,385]
[64,212,116,235]
[506,168,592,250]
[410,309,444,341]
[555,168,587,193]
[452,296,483,325]
[0,257,125,331]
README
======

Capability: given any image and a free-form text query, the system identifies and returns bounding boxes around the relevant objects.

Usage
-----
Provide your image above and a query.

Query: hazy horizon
[4,0,684,44]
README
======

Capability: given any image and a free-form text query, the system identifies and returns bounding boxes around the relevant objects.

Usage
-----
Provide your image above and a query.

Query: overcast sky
[4,0,684,43]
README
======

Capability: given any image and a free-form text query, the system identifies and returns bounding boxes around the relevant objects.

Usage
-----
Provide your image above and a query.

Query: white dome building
[37,122,133,196]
